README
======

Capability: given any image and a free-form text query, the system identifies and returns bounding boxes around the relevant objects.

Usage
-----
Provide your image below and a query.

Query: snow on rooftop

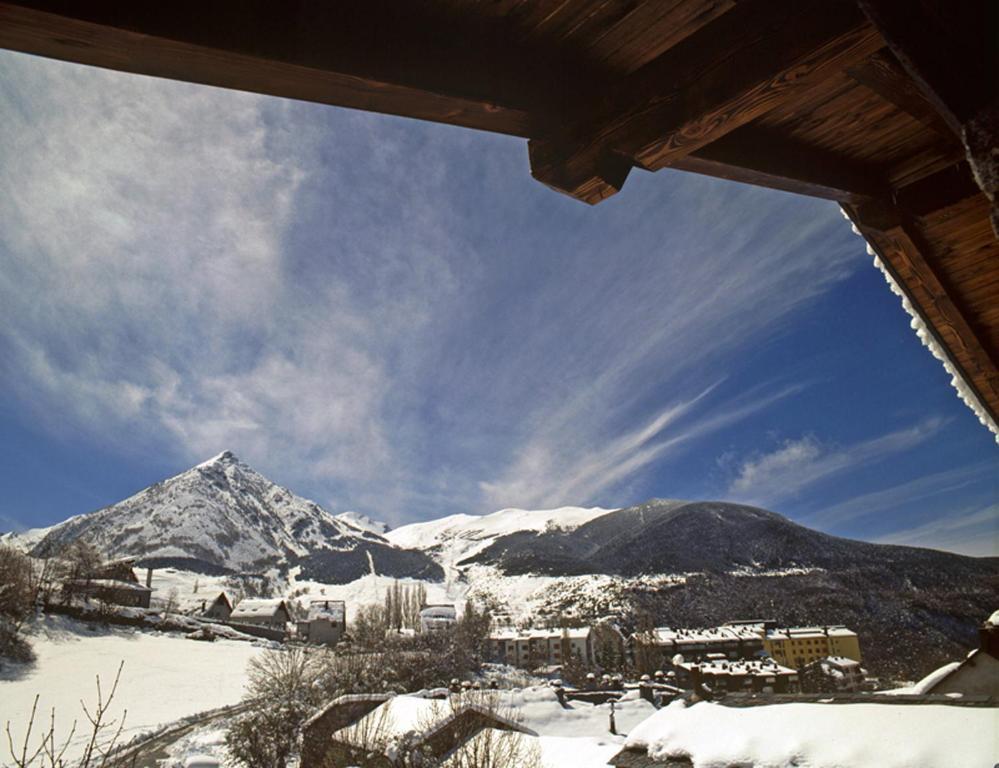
[306,599,344,621]
[881,661,963,696]
[653,625,762,643]
[230,599,287,617]
[987,609,999,627]
[677,658,796,676]
[766,625,856,640]
[626,699,996,768]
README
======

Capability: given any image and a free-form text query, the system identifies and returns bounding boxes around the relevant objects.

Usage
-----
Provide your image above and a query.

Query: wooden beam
[529,0,883,203]
[671,125,885,203]
[846,50,956,140]
[856,0,996,134]
[845,202,999,425]
[0,0,602,138]
[857,1,999,234]
[854,161,986,230]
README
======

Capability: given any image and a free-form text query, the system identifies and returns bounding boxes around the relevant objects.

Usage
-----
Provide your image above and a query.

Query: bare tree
[0,545,37,664]
[4,661,127,768]
[161,588,179,616]
[226,648,328,768]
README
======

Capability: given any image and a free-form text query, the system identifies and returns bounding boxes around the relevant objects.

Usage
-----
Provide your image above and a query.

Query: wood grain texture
[530,0,882,201]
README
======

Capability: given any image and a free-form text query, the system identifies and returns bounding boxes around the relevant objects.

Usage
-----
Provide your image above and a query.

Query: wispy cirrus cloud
[875,503,999,557]
[0,50,868,524]
[726,419,946,509]
[803,461,995,531]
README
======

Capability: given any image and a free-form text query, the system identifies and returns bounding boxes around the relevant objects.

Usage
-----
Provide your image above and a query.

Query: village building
[674,657,800,694]
[200,593,232,622]
[763,626,862,668]
[63,578,153,609]
[438,728,539,767]
[488,626,607,669]
[297,599,346,646]
[634,624,766,667]
[419,604,457,633]
[229,598,292,630]
[301,693,395,768]
[801,656,867,692]
[323,694,533,767]
[91,557,142,583]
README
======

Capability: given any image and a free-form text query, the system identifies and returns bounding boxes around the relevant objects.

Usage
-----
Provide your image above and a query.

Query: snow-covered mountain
[26,451,441,582]
[385,505,614,571]
[336,511,391,536]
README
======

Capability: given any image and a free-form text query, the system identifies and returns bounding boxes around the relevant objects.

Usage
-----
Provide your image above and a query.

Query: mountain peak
[196,449,239,468]
[27,453,442,582]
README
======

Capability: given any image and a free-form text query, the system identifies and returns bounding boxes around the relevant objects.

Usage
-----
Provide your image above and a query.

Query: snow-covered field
[0,617,267,761]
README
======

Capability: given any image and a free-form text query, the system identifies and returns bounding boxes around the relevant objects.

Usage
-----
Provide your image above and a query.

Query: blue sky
[1,50,996,555]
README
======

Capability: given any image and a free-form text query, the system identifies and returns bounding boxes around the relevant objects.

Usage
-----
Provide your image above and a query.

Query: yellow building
[764,626,861,668]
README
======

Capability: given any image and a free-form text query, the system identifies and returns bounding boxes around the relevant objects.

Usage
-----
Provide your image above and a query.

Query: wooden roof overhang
[1,0,996,434]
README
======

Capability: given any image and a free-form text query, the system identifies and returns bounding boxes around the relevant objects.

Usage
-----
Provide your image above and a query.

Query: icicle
[840,206,999,443]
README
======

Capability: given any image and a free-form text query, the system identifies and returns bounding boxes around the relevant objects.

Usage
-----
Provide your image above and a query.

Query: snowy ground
[0,616,267,762]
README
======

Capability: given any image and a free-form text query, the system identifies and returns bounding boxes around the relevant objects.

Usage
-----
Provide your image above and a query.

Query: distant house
[673,656,799,694]
[91,558,141,583]
[229,598,292,629]
[324,694,533,767]
[488,626,602,668]
[419,604,457,633]
[763,625,861,667]
[201,593,233,622]
[297,599,346,646]
[65,578,152,609]
[632,624,765,669]
[801,656,866,692]
[301,693,394,768]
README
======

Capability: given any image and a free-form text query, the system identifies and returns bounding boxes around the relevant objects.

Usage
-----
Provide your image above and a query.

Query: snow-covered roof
[438,728,537,767]
[676,658,796,677]
[69,578,151,592]
[489,627,591,642]
[766,625,856,640]
[420,604,457,619]
[334,694,531,749]
[306,599,344,621]
[653,625,762,644]
[987,609,999,628]
[230,599,289,619]
[624,699,995,768]
[820,656,862,671]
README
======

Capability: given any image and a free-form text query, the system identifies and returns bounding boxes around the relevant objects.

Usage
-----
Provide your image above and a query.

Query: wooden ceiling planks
[0,0,995,430]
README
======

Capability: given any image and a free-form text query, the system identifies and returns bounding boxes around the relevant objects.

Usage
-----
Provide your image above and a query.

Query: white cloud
[727,419,945,508]
[0,51,867,523]
[875,503,999,557]
[804,461,995,530]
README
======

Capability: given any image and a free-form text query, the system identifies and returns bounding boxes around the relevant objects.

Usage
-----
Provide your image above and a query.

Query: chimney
[980,621,999,658]
[146,567,153,588]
